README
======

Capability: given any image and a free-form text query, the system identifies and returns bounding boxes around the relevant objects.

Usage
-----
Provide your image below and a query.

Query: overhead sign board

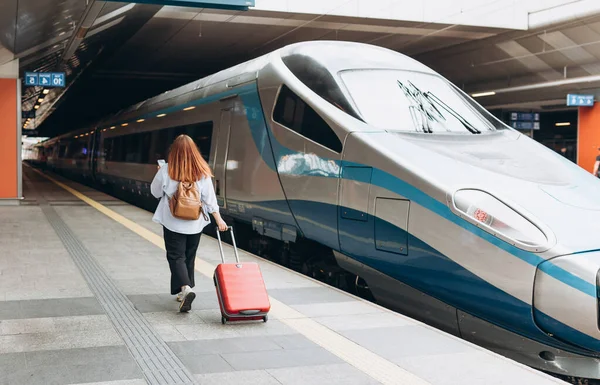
[25,72,38,86]
[108,0,254,10]
[510,121,540,130]
[567,94,594,107]
[51,73,65,87]
[510,112,539,122]
[23,72,65,88]
[509,111,540,130]
[38,73,51,87]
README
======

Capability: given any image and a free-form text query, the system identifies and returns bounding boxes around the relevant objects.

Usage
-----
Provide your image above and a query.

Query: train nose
[533,250,600,353]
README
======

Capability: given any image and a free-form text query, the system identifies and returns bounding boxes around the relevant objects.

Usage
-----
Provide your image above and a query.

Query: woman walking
[151,135,228,312]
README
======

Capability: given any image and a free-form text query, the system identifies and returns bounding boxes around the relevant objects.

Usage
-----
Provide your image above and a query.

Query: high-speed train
[32,41,600,381]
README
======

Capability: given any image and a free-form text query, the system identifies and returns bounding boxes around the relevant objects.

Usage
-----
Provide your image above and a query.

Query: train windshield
[340,69,506,134]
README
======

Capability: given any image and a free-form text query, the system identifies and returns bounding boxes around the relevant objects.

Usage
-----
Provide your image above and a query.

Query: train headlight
[451,189,549,251]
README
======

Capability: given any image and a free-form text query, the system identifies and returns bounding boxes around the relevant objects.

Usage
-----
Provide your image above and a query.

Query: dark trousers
[163,227,201,295]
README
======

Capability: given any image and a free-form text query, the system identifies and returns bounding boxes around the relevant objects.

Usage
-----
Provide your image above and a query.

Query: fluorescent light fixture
[34,105,40,109]
[183,106,195,111]
[137,119,145,123]
[43,89,49,94]
[37,98,44,103]
[110,126,115,130]
[121,123,129,126]
[102,129,107,132]
[157,113,167,117]
[555,122,571,126]
[472,91,496,98]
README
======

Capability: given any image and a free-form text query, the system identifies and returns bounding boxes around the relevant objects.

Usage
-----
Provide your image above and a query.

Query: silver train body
[33,41,600,379]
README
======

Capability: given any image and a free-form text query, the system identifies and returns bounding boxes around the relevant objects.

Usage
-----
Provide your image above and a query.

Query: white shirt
[150,164,220,235]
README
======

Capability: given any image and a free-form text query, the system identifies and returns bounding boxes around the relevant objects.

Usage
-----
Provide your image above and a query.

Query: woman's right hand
[216,219,228,232]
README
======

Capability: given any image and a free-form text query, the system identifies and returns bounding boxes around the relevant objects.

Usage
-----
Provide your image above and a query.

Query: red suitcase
[214,227,270,324]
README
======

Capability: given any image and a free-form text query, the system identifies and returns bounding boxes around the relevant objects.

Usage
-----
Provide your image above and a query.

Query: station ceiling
[2,1,600,137]
[421,11,600,113]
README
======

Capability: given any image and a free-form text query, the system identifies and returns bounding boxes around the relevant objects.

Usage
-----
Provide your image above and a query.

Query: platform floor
[0,165,566,385]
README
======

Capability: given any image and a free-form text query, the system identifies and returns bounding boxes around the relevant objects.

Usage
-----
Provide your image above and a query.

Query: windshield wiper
[398,80,445,133]
[424,92,481,134]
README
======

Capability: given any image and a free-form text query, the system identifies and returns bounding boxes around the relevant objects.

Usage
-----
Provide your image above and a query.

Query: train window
[340,69,500,134]
[104,136,123,162]
[188,122,213,161]
[282,54,362,121]
[58,144,67,157]
[123,135,141,163]
[139,132,152,164]
[273,85,343,153]
[151,129,170,164]
[103,139,112,161]
[65,137,89,159]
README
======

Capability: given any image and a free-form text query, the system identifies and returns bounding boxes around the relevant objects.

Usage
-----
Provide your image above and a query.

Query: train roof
[280,40,435,74]
[43,41,437,142]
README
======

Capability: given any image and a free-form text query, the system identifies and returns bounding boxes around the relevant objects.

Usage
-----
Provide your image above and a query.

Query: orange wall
[0,79,17,199]
[577,104,600,173]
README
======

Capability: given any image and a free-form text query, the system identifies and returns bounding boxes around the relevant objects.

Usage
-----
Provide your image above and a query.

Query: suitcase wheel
[263,315,268,323]
[221,316,227,325]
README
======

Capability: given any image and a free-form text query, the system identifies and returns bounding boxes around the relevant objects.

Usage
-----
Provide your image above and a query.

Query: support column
[0,58,21,205]
[577,103,600,173]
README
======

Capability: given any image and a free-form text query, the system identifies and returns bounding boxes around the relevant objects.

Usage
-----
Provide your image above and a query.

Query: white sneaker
[176,292,184,302]
[179,286,196,313]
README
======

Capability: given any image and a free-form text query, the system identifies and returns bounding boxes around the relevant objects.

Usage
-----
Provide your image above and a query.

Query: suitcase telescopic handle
[216,226,240,264]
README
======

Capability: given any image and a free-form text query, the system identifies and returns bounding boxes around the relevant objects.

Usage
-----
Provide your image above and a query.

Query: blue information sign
[107,0,254,10]
[509,111,540,130]
[510,112,539,122]
[23,72,66,88]
[510,121,540,130]
[51,73,65,87]
[38,74,51,87]
[567,94,594,107]
[25,72,38,86]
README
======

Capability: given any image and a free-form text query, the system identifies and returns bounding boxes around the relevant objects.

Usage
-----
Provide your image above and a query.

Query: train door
[213,99,233,209]
[337,160,374,259]
[337,133,409,262]
[90,129,99,181]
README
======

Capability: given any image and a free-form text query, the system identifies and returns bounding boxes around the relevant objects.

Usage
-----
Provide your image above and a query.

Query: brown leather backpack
[169,181,209,221]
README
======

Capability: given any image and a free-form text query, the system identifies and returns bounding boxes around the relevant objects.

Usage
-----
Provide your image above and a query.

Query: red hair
[168,135,213,182]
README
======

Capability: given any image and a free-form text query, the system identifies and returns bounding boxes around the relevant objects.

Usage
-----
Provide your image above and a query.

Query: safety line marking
[32,167,430,385]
